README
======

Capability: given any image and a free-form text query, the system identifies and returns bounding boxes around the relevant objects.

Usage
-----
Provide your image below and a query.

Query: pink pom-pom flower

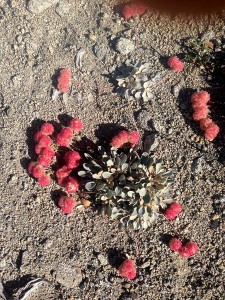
[38,175,51,186]
[199,118,213,131]
[167,57,184,72]
[58,196,76,214]
[64,176,79,194]
[121,0,149,20]
[179,242,198,258]
[164,202,182,220]
[192,107,209,121]
[37,155,52,167]
[57,68,71,93]
[118,259,136,280]
[56,165,72,179]
[204,123,220,141]
[37,135,52,148]
[40,123,54,135]
[34,131,44,142]
[64,151,81,169]
[128,131,139,146]
[32,164,45,178]
[28,162,37,174]
[169,238,182,251]
[191,91,210,106]
[69,118,83,133]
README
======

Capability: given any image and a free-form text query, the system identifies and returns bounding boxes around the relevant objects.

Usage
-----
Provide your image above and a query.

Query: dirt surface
[0,1,225,299]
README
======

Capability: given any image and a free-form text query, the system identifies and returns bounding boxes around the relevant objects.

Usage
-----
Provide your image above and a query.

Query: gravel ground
[0,1,224,299]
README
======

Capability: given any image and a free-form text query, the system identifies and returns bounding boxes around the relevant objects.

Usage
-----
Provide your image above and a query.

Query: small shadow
[4,275,33,295]
[51,69,61,90]
[57,113,73,127]
[159,233,173,245]
[50,189,65,207]
[107,248,125,269]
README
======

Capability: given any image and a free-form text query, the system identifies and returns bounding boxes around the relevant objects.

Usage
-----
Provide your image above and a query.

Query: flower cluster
[27,118,83,214]
[28,122,55,186]
[118,259,136,280]
[111,130,139,148]
[121,1,149,20]
[167,57,184,72]
[169,238,198,258]
[57,68,72,93]
[164,202,182,220]
[191,91,220,141]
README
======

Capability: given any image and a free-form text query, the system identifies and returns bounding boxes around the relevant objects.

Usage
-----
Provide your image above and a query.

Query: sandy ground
[0,0,224,299]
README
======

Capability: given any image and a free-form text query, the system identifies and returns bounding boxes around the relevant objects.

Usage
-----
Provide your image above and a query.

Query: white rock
[116,38,135,55]
[28,0,59,14]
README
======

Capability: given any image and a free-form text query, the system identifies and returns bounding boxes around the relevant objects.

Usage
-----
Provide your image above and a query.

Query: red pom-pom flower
[69,118,83,133]
[64,151,81,169]
[169,238,182,251]
[40,123,54,135]
[121,1,149,20]
[164,202,182,220]
[118,259,136,280]
[167,57,184,72]
[179,242,198,258]
[57,68,71,93]
[58,196,76,214]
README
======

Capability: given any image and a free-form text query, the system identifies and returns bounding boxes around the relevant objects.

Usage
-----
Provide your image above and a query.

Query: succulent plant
[113,62,164,102]
[78,146,173,230]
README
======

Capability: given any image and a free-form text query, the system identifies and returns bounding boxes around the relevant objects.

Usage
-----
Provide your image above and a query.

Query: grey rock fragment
[28,0,59,14]
[55,0,71,17]
[55,264,82,288]
[116,38,135,55]
[97,254,108,266]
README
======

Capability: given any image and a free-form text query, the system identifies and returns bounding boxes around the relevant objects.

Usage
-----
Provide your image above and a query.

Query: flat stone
[28,0,59,14]
[97,254,108,266]
[55,264,82,288]
[116,38,135,55]
[55,0,71,17]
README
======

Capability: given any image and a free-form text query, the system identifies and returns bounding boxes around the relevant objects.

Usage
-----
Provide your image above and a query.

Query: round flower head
[164,202,182,220]
[64,151,81,169]
[56,165,72,179]
[111,136,123,148]
[118,259,136,280]
[191,91,210,106]
[60,127,73,140]
[65,176,79,193]
[40,147,55,158]
[69,118,83,133]
[111,130,129,148]
[38,175,51,186]
[179,242,198,258]
[57,68,71,93]
[122,1,149,20]
[192,107,209,121]
[37,135,52,148]
[35,145,43,155]
[204,123,220,141]
[58,196,76,214]
[32,164,45,178]
[34,131,44,142]
[128,131,139,146]
[56,134,70,147]
[28,162,37,174]
[199,118,213,131]
[40,123,54,135]
[169,238,182,251]
[38,155,52,167]
[167,57,184,72]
